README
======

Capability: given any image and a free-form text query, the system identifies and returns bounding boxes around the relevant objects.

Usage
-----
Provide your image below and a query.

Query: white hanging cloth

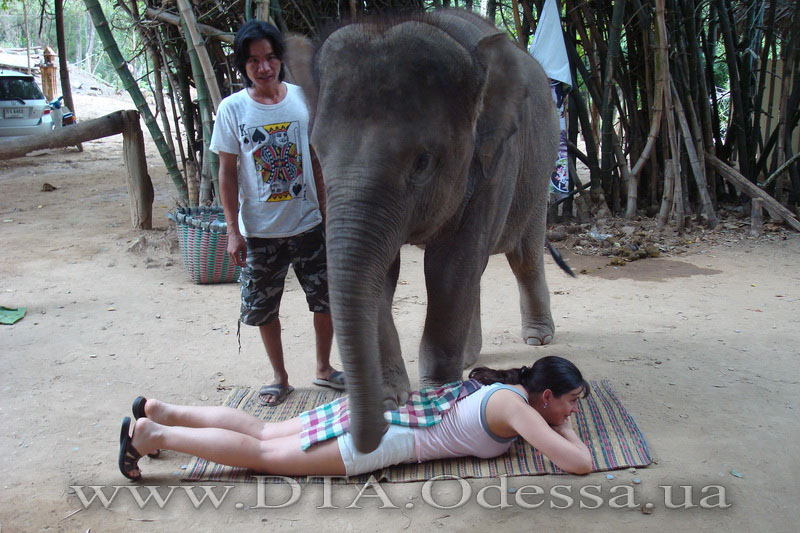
[528,0,572,87]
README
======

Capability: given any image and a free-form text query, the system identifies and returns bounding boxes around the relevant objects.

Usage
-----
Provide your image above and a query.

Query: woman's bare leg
[142,398,303,440]
[130,418,345,476]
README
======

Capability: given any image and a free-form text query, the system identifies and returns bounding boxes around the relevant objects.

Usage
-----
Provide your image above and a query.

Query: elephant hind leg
[506,245,554,346]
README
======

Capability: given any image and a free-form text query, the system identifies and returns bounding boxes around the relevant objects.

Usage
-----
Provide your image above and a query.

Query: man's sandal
[118,417,143,481]
[131,396,159,458]
[258,383,294,406]
[312,370,346,391]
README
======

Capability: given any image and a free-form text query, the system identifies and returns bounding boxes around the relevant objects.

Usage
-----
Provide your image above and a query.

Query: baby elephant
[285,9,560,453]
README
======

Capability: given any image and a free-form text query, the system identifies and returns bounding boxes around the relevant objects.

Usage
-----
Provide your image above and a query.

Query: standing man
[210,21,344,406]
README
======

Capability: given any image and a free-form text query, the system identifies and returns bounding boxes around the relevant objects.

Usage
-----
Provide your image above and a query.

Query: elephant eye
[413,152,432,174]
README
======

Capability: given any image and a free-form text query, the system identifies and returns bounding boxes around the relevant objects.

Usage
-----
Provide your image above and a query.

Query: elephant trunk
[325,178,407,453]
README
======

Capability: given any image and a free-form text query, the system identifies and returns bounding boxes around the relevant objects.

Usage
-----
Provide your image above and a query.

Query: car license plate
[3,108,26,118]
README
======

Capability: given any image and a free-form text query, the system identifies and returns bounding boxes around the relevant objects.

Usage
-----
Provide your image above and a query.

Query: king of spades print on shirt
[247,121,305,203]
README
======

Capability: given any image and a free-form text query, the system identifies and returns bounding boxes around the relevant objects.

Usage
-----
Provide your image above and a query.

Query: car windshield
[0,76,44,100]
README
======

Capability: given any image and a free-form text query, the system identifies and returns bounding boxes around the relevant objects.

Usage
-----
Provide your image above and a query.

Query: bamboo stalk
[144,7,233,44]
[672,82,718,227]
[83,0,188,204]
[656,0,680,230]
[599,0,626,201]
[762,152,800,190]
[180,16,217,204]
[156,33,189,171]
[627,0,665,216]
[752,0,777,155]
[176,0,222,111]
[510,0,524,49]
[716,0,752,181]
[256,0,271,22]
[145,35,175,155]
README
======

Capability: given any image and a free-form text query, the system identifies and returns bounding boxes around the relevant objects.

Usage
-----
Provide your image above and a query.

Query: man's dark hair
[233,20,286,87]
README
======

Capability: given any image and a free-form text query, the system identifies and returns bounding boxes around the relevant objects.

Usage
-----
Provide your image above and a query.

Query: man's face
[245,39,281,92]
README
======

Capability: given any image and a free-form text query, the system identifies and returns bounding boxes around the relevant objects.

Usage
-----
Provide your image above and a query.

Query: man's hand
[227,231,247,267]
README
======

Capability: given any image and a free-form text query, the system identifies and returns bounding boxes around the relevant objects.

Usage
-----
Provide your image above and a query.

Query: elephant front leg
[378,254,411,410]
[419,245,482,387]
[463,293,482,368]
[507,249,554,345]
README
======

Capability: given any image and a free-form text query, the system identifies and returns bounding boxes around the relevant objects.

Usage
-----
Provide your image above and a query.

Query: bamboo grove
[73,0,799,230]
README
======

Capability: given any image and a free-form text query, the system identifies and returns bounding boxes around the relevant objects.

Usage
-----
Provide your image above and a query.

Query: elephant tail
[546,239,576,278]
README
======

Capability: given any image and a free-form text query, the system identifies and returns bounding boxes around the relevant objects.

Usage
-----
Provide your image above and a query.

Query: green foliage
[0,0,140,89]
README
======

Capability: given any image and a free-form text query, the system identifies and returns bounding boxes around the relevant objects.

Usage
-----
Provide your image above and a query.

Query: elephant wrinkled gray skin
[285,9,559,453]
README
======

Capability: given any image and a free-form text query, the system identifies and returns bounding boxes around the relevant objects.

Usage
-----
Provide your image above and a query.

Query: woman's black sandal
[131,396,160,458]
[118,417,143,481]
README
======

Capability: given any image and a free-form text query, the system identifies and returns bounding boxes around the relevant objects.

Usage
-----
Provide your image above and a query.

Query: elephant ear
[472,32,529,180]
[284,34,319,133]
[427,10,529,181]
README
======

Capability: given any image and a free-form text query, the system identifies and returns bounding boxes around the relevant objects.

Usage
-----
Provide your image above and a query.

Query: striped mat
[184,380,651,484]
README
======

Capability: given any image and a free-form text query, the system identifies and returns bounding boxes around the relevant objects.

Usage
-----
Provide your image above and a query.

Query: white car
[0,69,53,137]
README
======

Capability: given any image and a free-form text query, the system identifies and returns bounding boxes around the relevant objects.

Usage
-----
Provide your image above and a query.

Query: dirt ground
[1,94,798,532]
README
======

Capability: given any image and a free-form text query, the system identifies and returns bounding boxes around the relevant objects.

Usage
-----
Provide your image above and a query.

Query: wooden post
[750,198,763,237]
[121,111,154,229]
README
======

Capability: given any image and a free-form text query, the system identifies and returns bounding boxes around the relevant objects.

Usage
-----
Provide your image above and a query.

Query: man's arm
[218,151,246,267]
[310,145,326,224]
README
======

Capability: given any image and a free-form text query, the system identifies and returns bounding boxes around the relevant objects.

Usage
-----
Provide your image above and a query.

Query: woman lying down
[118,355,593,479]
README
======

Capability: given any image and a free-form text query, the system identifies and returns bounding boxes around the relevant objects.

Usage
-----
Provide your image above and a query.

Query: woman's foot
[118,417,142,480]
[130,417,160,457]
[131,397,160,458]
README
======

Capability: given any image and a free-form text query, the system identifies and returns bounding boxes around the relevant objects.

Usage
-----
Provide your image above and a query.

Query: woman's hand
[550,418,577,439]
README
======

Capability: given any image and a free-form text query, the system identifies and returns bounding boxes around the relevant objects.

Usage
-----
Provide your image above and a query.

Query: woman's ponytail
[468,366,523,385]
[469,356,590,398]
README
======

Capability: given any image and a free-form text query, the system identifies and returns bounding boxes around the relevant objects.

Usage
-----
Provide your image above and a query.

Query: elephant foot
[522,321,554,346]
[380,370,411,411]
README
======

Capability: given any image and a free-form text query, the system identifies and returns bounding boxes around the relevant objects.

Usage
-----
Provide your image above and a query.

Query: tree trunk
[121,111,155,229]
[0,111,125,159]
[55,0,76,115]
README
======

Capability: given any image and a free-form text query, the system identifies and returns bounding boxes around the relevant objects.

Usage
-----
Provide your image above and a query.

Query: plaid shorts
[240,223,330,326]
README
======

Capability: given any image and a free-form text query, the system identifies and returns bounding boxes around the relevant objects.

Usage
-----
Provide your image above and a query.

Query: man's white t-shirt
[210,84,322,238]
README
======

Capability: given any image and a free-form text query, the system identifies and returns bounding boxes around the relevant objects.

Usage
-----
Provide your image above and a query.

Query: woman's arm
[508,405,593,474]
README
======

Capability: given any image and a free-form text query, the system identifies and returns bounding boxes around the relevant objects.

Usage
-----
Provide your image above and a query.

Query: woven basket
[168,207,242,284]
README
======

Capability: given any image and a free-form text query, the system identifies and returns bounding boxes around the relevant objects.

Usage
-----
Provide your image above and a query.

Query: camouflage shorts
[240,223,330,326]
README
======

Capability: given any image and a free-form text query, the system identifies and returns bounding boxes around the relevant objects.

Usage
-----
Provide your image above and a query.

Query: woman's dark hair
[233,20,286,87]
[469,356,590,398]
